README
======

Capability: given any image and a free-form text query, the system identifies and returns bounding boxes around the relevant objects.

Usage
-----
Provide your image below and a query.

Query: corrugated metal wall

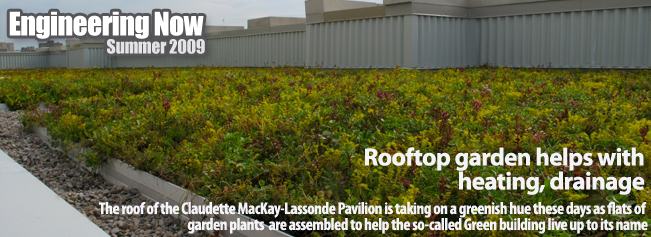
[417,16,480,68]
[67,48,85,69]
[209,31,306,67]
[0,53,48,69]
[85,47,114,68]
[48,53,68,68]
[116,31,305,68]
[1,7,649,70]
[479,7,651,68]
[306,16,404,68]
[306,15,479,69]
[68,47,114,69]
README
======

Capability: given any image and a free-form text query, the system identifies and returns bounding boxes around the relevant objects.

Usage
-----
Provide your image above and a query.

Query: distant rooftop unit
[39,40,63,48]
[0,42,14,52]
[21,46,35,52]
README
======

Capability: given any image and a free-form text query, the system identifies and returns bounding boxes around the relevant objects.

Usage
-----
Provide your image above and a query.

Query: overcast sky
[1,0,383,49]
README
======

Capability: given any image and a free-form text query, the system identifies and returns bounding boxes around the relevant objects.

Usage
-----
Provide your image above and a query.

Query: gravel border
[0,111,213,237]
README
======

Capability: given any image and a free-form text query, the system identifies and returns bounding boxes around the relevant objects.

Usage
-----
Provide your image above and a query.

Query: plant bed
[1,67,650,236]
[27,123,289,237]
[0,111,192,237]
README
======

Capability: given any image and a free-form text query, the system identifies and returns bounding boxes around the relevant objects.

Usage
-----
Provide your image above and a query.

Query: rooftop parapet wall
[305,0,651,69]
[383,0,648,8]
[2,0,650,69]
[0,51,50,69]
[467,0,651,17]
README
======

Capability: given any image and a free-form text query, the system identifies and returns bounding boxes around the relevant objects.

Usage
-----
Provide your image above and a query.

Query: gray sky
[1,0,383,49]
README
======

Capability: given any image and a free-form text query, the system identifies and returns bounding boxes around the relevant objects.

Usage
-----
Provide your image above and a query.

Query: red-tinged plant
[641,125,649,144]
[163,98,170,112]
[472,100,483,113]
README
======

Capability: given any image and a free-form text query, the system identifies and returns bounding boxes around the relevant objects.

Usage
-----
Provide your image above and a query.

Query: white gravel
[0,111,214,237]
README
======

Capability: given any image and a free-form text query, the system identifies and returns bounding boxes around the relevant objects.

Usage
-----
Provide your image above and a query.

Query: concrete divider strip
[0,148,110,237]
